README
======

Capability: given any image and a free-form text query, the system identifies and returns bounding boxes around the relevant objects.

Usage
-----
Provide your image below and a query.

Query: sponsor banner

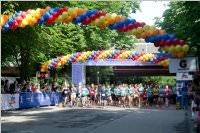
[169,57,198,73]
[1,94,19,110]
[176,72,193,81]
[19,92,62,109]
[73,59,159,66]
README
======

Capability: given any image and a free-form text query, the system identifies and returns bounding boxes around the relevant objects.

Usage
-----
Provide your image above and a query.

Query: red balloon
[165,39,172,46]
[72,59,76,62]
[139,22,145,27]
[133,22,139,29]
[46,15,55,24]
[53,12,59,18]
[26,9,31,14]
[154,41,160,47]
[16,16,22,23]
[58,8,64,14]
[179,40,186,46]
[81,20,87,25]
[90,14,96,21]
[172,38,179,45]
[117,27,124,32]
[21,12,27,19]
[63,7,69,11]
[160,40,165,47]
[96,12,101,17]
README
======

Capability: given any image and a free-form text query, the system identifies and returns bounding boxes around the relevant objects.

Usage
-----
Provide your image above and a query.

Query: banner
[19,92,62,109]
[176,72,193,81]
[169,57,198,73]
[1,94,19,110]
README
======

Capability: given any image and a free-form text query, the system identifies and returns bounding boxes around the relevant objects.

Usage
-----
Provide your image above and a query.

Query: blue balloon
[86,10,92,16]
[124,19,131,25]
[49,9,54,14]
[109,25,114,30]
[162,34,169,40]
[4,24,10,29]
[72,19,78,24]
[169,34,176,40]
[112,24,118,29]
[54,7,59,12]
[145,37,150,42]
[118,21,124,27]
[43,12,50,19]
[91,10,97,14]
[80,14,87,20]
[8,20,13,25]
[130,19,136,24]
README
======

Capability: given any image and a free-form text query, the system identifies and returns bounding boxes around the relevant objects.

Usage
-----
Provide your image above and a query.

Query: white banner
[176,72,193,81]
[1,94,19,110]
[169,57,198,73]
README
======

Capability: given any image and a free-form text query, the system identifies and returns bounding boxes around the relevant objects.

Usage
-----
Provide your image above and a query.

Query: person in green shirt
[110,84,115,105]
[158,85,165,107]
[114,85,120,106]
[147,85,154,107]
[106,85,112,105]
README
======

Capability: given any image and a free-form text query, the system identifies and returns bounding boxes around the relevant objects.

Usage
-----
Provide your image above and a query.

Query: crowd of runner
[62,83,177,108]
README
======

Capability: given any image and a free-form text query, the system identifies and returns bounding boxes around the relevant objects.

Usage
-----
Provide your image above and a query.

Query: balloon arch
[1,6,190,71]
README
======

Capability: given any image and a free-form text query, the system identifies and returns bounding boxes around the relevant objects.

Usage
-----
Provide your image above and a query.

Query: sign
[72,64,86,85]
[73,59,160,66]
[37,72,49,79]
[176,72,193,81]
[19,92,62,109]
[169,57,198,73]
[1,94,19,110]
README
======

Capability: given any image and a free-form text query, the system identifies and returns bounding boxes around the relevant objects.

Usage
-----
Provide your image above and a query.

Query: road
[1,106,191,133]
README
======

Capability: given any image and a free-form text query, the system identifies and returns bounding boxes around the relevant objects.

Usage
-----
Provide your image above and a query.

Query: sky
[130,1,170,26]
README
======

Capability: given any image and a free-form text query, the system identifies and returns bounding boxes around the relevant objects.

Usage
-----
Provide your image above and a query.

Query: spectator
[31,84,37,93]
[1,80,5,93]
[4,80,10,93]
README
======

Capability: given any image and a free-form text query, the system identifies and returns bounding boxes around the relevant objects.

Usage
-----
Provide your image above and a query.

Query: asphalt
[1,105,193,133]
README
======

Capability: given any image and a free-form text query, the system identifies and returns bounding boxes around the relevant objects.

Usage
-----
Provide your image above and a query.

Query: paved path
[1,106,190,133]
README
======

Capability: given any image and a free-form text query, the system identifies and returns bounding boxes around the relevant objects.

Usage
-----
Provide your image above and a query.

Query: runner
[164,85,170,107]
[106,85,112,105]
[158,85,165,108]
[110,84,115,105]
[114,85,120,106]
[120,84,126,107]
[128,84,134,107]
[143,88,148,107]
[133,84,139,106]
[71,84,77,107]
[101,85,107,106]
[138,83,144,108]
[153,85,159,107]
[81,84,89,107]
[147,85,154,107]
[62,84,70,107]
[89,83,96,107]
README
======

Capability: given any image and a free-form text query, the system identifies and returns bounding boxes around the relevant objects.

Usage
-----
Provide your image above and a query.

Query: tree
[1,1,140,81]
[155,1,200,61]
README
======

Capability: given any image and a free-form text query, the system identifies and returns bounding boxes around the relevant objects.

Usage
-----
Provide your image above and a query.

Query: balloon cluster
[40,50,170,71]
[1,6,189,58]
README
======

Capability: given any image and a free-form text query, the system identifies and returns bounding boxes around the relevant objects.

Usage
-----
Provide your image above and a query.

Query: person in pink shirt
[164,85,170,107]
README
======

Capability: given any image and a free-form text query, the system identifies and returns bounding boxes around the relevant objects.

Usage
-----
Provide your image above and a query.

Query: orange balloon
[121,16,126,21]
[136,34,142,39]
[64,16,73,23]
[77,8,83,16]
[159,30,166,35]
[140,33,146,39]
[35,13,41,20]
[115,16,121,22]
[83,8,88,13]
[71,12,77,18]
[45,6,51,12]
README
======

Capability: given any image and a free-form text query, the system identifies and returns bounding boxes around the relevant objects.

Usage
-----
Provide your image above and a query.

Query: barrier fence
[1,92,63,110]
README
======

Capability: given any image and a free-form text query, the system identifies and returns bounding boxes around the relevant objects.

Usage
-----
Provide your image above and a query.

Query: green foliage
[1,1,140,80]
[155,1,200,60]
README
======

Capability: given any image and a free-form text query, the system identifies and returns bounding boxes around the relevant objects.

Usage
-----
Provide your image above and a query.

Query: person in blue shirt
[81,84,89,107]
[120,84,126,107]
[182,81,189,110]
[101,85,107,106]
[128,84,134,107]
[158,85,165,108]
[114,85,120,106]
[71,84,77,107]
[106,85,112,105]
[147,85,154,107]
[138,83,144,108]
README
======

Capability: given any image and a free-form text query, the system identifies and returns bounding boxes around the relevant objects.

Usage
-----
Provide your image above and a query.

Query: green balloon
[183,45,189,52]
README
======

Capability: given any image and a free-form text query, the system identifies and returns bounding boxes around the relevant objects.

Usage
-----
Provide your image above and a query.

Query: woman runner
[143,88,148,107]
[147,85,154,107]
[89,84,96,107]
[71,84,77,107]
[101,85,107,106]
[120,84,126,107]
[153,85,159,106]
[106,85,112,105]
[128,84,134,107]
[164,85,170,107]
[81,84,89,107]
[62,84,70,107]
[114,85,120,106]
[158,85,165,108]
[133,84,139,106]
[138,83,144,108]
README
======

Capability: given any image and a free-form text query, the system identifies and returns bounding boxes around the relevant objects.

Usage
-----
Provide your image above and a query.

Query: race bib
[102,94,105,96]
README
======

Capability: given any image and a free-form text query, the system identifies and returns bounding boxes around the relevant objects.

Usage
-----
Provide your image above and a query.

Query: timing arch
[1,6,190,71]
